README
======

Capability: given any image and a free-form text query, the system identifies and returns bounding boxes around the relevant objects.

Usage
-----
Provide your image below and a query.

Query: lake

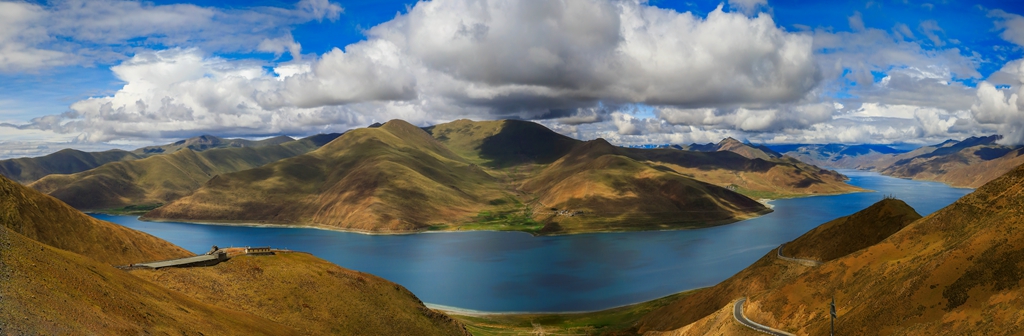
[92,170,972,313]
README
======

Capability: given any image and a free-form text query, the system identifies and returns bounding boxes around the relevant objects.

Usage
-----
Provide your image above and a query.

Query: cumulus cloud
[0,0,342,72]
[972,59,1024,145]
[9,0,825,144]
[657,104,834,132]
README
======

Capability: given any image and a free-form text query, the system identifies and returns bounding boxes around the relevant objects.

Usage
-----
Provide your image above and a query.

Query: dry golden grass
[130,253,470,336]
[651,163,1024,335]
[0,175,190,265]
[636,198,923,334]
[522,139,771,233]
[0,148,141,184]
[0,226,296,335]
[148,119,861,234]
[29,136,326,211]
[783,198,921,262]
[147,120,506,232]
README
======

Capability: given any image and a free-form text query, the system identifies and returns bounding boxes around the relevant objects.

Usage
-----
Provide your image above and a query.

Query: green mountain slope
[0,148,142,184]
[145,120,505,232]
[29,134,340,211]
[522,139,771,233]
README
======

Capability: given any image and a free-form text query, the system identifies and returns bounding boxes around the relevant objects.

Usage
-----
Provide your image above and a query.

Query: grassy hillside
[131,134,297,156]
[131,253,470,335]
[632,148,863,199]
[879,135,1024,188]
[0,175,190,265]
[1,171,470,335]
[426,119,578,167]
[522,139,771,233]
[0,148,141,184]
[449,290,698,335]
[0,226,295,335]
[145,120,506,232]
[783,198,921,262]
[733,162,1024,335]
[645,163,1024,335]
[0,135,307,185]
[29,134,339,211]
[635,199,922,333]
[779,137,1024,189]
[146,119,863,234]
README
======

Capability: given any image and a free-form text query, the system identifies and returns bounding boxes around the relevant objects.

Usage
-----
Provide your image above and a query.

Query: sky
[1,0,1023,159]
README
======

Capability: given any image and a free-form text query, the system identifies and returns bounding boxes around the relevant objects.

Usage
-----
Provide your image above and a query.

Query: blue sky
[1,0,1023,158]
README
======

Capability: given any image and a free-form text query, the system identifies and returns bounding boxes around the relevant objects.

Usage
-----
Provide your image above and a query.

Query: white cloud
[0,0,342,72]
[656,103,834,132]
[918,20,945,47]
[7,0,825,145]
[990,10,1024,47]
[727,0,768,15]
[848,11,865,31]
[972,59,1024,145]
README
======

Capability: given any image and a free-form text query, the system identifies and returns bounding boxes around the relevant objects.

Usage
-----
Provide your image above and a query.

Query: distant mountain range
[633,152,1024,334]
[772,135,1024,188]
[28,133,341,211]
[0,134,336,185]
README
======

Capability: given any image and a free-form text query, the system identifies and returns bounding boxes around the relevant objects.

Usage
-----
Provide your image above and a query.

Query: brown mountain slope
[635,199,921,333]
[0,226,295,335]
[521,139,770,233]
[631,148,863,199]
[738,163,1024,335]
[782,198,921,262]
[880,137,1024,188]
[426,119,579,167]
[145,120,504,232]
[0,148,141,184]
[654,164,1024,335]
[29,134,339,211]
[0,175,190,265]
[131,252,470,335]
[131,134,297,156]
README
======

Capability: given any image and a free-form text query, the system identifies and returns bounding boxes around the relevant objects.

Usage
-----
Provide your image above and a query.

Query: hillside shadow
[476,120,577,168]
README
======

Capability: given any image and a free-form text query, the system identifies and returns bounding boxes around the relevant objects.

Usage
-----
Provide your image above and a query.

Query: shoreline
[111,208,777,238]
[428,287,708,317]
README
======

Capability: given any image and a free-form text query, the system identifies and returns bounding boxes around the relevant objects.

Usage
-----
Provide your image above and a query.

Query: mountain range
[142,119,860,234]
[773,135,1024,188]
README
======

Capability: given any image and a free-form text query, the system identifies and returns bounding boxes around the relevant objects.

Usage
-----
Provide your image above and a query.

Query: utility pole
[830,296,837,336]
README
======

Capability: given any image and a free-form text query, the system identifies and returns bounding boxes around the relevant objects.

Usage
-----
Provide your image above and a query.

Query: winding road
[733,297,794,336]
[775,244,823,266]
[731,244,824,335]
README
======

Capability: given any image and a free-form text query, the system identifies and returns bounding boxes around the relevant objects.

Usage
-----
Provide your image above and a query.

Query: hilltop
[683,137,783,161]
[635,198,921,333]
[0,173,469,335]
[131,253,470,335]
[28,133,341,211]
[643,161,1024,334]
[521,138,770,233]
[0,148,142,184]
[0,174,190,265]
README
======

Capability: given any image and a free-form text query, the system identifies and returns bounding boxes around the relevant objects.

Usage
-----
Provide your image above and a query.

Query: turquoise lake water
[92,170,972,312]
